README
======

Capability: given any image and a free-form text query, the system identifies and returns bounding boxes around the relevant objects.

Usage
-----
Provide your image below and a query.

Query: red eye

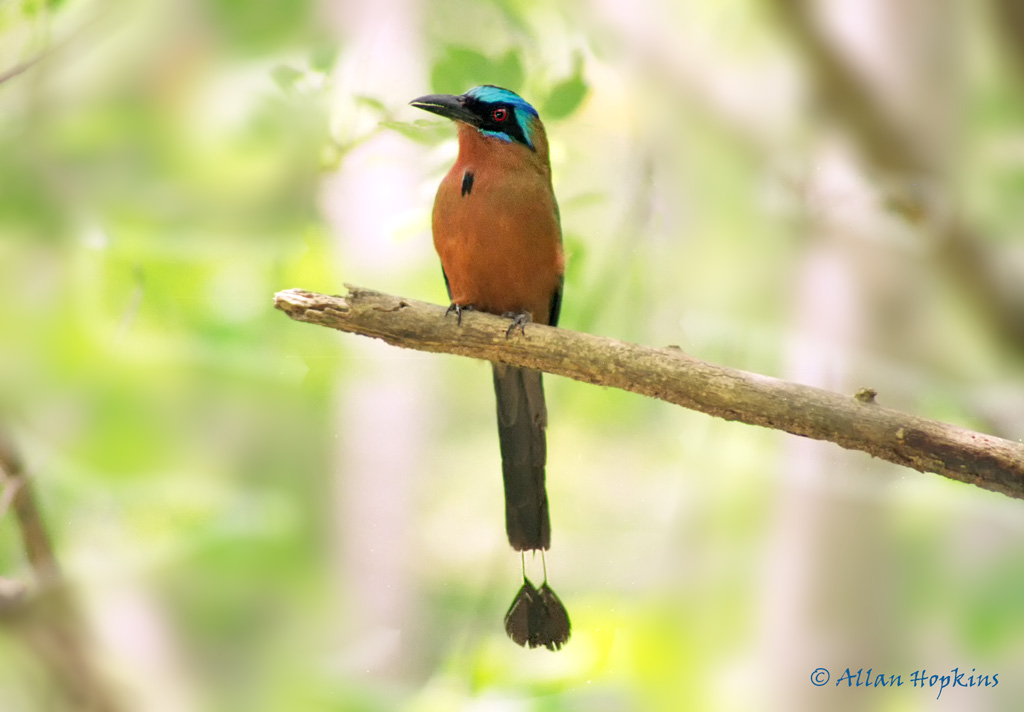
[492,107,508,122]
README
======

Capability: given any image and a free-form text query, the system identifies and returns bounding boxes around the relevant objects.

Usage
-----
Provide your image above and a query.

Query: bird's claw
[446,303,474,325]
[503,311,531,339]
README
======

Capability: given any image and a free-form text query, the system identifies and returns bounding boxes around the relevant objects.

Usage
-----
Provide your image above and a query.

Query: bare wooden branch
[0,13,106,87]
[275,286,1024,501]
[0,433,60,587]
[0,431,124,712]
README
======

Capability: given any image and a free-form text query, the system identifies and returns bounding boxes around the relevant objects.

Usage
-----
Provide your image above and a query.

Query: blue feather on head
[463,85,539,149]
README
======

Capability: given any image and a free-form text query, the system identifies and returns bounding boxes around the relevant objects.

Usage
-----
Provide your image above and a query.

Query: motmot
[411,85,570,650]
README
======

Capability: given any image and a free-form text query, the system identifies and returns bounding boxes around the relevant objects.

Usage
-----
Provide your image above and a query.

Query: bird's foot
[446,302,474,325]
[502,311,532,339]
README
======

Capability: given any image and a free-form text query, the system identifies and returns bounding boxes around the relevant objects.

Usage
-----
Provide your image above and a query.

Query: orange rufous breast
[432,122,564,325]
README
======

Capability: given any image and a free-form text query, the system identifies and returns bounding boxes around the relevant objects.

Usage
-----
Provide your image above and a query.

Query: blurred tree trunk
[319,0,431,680]
[776,0,1024,356]
[764,1,961,708]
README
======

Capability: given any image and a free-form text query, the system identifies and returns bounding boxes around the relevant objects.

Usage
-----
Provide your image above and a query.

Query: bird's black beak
[410,93,480,126]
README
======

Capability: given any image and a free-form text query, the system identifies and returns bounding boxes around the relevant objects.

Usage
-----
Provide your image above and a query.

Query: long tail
[492,364,550,551]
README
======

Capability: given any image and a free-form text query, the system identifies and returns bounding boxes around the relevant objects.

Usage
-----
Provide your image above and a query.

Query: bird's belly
[443,236,559,320]
[433,174,562,324]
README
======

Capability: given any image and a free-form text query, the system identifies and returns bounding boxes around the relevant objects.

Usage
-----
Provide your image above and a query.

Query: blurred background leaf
[430,46,524,95]
[1,0,1024,710]
[205,0,315,54]
[541,55,588,120]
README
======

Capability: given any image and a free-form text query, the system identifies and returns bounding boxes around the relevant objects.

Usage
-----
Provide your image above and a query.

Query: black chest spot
[461,170,475,197]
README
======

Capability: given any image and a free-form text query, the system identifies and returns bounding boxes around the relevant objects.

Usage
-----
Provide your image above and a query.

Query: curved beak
[410,93,480,126]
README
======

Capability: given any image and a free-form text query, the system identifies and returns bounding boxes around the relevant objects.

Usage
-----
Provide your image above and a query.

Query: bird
[410,85,570,650]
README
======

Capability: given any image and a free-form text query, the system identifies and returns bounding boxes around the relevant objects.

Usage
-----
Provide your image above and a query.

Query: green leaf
[354,95,388,114]
[310,42,340,74]
[430,47,488,95]
[491,49,524,92]
[207,0,315,54]
[379,119,450,145]
[22,0,67,13]
[430,46,524,95]
[542,74,588,120]
[270,65,303,93]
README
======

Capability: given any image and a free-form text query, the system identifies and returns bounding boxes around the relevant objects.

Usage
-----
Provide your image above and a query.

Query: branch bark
[0,431,124,712]
[0,433,60,587]
[275,286,1024,501]
[0,13,107,88]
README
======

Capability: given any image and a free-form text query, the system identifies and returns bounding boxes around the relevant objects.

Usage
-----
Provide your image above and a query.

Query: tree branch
[0,431,124,712]
[0,13,106,88]
[0,432,60,587]
[275,286,1024,501]
[772,0,1024,353]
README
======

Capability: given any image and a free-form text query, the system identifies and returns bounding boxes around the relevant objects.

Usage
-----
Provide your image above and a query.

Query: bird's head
[410,85,541,152]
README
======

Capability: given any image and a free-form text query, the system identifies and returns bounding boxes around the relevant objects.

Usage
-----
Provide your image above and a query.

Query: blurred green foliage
[541,55,587,120]
[1,0,1024,710]
[430,46,525,95]
[206,0,316,54]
